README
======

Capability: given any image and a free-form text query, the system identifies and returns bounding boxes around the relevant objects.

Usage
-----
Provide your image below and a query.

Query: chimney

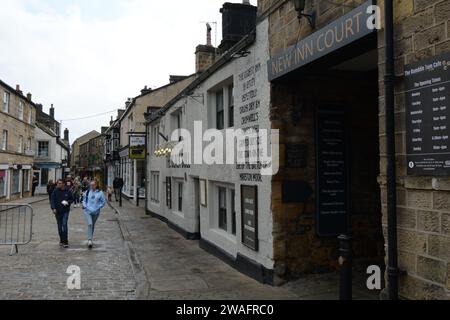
[125,98,132,108]
[110,116,114,126]
[16,85,23,95]
[195,23,217,74]
[26,93,32,101]
[35,104,43,113]
[141,86,152,96]
[49,104,55,119]
[117,109,125,119]
[64,128,69,142]
[219,1,257,52]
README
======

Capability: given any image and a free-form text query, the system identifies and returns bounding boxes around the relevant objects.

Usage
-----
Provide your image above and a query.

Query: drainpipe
[384,0,399,300]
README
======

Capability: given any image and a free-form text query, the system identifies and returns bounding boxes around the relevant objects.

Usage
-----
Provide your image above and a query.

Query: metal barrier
[0,204,34,256]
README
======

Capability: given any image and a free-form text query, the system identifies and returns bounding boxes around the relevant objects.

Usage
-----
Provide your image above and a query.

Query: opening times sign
[405,52,450,176]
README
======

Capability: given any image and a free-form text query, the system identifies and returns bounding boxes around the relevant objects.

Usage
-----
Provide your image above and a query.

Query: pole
[384,0,399,300]
[338,234,353,300]
[119,187,122,207]
[137,187,140,207]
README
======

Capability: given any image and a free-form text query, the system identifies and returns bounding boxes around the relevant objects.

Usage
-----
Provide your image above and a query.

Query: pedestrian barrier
[0,204,34,256]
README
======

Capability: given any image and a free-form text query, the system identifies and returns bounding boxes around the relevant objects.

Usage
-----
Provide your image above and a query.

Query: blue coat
[51,187,74,213]
[83,189,106,215]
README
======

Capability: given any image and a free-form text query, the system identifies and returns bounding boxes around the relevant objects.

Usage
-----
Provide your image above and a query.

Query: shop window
[3,92,10,113]
[218,187,227,231]
[12,170,20,194]
[151,172,160,203]
[40,169,49,187]
[0,170,6,197]
[23,170,30,192]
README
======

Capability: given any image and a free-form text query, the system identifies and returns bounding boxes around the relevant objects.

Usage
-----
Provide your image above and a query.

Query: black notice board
[405,51,450,176]
[315,108,349,237]
[166,177,172,209]
[241,185,258,251]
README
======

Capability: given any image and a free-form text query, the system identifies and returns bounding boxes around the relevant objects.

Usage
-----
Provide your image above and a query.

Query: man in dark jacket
[113,177,124,202]
[51,179,74,248]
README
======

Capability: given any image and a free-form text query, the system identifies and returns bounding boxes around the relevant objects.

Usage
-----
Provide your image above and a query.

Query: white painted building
[146,17,275,283]
[34,123,70,194]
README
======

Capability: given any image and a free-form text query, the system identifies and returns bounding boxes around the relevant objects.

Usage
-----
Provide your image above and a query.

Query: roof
[0,79,36,106]
[36,122,70,152]
[71,130,101,147]
[146,30,256,125]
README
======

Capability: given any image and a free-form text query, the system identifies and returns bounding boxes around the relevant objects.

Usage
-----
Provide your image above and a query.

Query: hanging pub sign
[315,108,349,237]
[405,51,450,176]
[129,135,146,160]
[267,0,377,81]
[241,185,258,251]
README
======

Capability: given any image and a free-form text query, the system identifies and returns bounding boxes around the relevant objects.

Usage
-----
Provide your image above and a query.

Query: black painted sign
[405,52,450,176]
[315,108,349,237]
[286,144,308,168]
[267,0,376,81]
[241,185,258,251]
[166,177,172,209]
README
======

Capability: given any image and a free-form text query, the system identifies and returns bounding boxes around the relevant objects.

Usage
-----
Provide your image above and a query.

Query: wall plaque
[285,144,308,168]
[315,108,349,237]
[405,51,450,176]
[241,185,258,251]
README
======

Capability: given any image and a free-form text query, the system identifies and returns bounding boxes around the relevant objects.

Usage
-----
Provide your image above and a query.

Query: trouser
[84,211,100,241]
[73,193,80,205]
[55,211,70,243]
[114,188,121,201]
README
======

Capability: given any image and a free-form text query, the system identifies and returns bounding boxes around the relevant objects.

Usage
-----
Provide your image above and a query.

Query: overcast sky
[0,0,256,143]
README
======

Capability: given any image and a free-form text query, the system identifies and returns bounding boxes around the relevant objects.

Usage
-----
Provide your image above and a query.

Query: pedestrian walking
[46,180,56,203]
[72,178,81,208]
[51,179,74,248]
[32,175,39,197]
[113,177,124,202]
[106,185,113,202]
[83,179,106,250]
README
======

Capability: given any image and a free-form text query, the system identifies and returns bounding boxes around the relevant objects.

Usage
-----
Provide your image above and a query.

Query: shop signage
[129,135,146,160]
[286,144,308,168]
[315,108,349,237]
[405,51,450,176]
[241,185,258,251]
[267,0,376,81]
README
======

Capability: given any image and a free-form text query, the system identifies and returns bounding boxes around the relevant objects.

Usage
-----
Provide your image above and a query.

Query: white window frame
[0,170,7,197]
[213,183,236,236]
[150,172,160,204]
[2,130,8,151]
[3,91,10,113]
[28,107,32,124]
[18,135,23,153]
[37,140,50,158]
[18,101,24,120]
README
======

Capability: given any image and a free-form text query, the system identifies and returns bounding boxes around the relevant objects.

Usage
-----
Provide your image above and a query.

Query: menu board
[405,52,450,176]
[241,185,258,251]
[315,108,349,237]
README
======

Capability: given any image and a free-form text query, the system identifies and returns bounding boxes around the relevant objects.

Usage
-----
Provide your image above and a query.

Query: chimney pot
[50,104,55,119]
[64,128,69,141]
[27,93,32,101]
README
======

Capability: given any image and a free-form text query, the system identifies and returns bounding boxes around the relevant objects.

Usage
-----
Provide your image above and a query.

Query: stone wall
[377,0,450,300]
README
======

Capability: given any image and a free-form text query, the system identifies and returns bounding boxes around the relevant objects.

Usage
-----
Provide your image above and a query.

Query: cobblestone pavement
[0,198,136,300]
[0,196,379,300]
[110,199,379,300]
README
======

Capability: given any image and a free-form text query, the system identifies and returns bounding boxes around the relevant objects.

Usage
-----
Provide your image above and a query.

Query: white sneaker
[88,240,93,250]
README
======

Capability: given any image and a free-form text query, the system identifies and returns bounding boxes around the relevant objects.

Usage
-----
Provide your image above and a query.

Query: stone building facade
[259,0,450,300]
[0,80,36,202]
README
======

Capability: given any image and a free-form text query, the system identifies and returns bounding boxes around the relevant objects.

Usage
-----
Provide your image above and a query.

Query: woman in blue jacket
[83,179,106,249]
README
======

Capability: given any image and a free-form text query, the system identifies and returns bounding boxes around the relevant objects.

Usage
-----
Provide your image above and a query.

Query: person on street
[51,179,74,248]
[72,178,81,208]
[83,179,106,250]
[46,180,56,203]
[113,177,124,202]
[32,175,39,197]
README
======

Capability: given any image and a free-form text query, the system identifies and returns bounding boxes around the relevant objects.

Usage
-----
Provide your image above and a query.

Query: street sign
[241,185,258,251]
[129,135,146,160]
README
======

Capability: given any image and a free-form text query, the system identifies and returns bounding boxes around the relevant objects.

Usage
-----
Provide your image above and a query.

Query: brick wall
[378,0,450,300]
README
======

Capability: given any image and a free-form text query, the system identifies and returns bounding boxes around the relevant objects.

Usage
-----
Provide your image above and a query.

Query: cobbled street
[0,197,377,300]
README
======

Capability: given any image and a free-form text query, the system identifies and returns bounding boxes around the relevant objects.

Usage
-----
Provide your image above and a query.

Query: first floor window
[216,89,224,130]
[38,141,49,158]
[23,170,30,192]
[2,130,7,151]
[3,92,10,113]
[18,101,24,120]
[151,172,160,203]
[12,170,20,194]
[0,170,6,197]
[218,187,227,231]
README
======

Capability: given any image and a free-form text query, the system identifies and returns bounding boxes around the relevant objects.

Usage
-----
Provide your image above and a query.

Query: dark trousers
[114,188,121,201]
[55,211,70,243]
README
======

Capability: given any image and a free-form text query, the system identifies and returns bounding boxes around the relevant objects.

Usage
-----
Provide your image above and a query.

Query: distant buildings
[70,130,100,176]
[0,81,36,202]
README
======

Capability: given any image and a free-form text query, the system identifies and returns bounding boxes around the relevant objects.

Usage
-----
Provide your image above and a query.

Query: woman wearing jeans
[82,179,106,249]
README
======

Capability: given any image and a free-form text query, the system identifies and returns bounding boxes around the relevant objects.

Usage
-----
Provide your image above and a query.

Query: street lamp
[293,0,316,28]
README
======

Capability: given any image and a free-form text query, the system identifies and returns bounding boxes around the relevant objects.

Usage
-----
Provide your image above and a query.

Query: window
[12,170,20,194]
[216,90,224,130]
[40,169,49,187]
[38,141,49,158]
[27,138,32,152]
[18,101,24,120]
[0,170,6,197]
[228,85,234,128]
[28,108,32,124]
[128,113,134,132]
[3,92,9,113]
[218,187,227,231]
[231,190,236,235]
[176,181,183,212]
[151,125,160,153]
[18,136,23,153]
[151,172,160,203]
[23,170,30,192]
[1,130,7,151]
